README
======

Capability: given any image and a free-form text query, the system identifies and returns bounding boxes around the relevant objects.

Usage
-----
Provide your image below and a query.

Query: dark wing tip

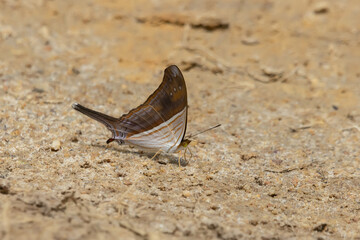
[165,65,182,78]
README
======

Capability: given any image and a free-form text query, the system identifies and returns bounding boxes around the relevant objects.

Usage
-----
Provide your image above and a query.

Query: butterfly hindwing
[72,65,188,153]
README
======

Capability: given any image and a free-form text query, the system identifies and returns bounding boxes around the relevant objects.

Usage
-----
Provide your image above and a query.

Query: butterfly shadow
[144,152,189,167]
[89,143,189,167]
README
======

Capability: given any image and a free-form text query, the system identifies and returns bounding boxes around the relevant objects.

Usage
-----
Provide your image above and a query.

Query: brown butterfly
[72,65,191,165]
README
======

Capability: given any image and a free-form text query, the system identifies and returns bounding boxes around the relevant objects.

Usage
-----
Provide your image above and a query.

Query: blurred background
[0,0,359,239]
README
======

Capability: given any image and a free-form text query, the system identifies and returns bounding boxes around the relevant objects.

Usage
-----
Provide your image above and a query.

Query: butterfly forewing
[122,65,188,152]
[120,66,187,134]
[72,65,188,153]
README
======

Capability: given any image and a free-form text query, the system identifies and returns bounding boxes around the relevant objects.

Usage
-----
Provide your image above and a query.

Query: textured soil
[1,1,360,239]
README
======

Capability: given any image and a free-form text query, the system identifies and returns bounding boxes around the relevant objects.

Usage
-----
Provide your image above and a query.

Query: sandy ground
[1,0,360,239]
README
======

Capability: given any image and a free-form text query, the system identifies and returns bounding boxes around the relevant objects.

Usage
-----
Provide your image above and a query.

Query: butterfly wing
[125,106,188,152]
[122,65,188,152]
[72,103,136,144]
[72,65,188,152]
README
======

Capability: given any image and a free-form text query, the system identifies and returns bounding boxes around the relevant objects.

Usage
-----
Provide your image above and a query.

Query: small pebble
[204,190,213,196]
[71,67,80,75]
[185,167,195,176]
[210,205,219,210]
[70,136,78,142]
[313,2,329,14]
[51,140,61,151]
[261,66,283,77]
[241,36,259,45]
[123,180,132,186]
[182,190,191,198]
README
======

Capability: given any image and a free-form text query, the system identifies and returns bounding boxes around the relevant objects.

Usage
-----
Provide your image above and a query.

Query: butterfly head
[176,139,191,152]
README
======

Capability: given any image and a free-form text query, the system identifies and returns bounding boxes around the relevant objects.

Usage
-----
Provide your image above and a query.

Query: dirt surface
[1,0,360,239]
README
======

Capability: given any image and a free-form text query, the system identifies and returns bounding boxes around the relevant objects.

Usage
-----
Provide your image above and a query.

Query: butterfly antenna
[188,124,221,138]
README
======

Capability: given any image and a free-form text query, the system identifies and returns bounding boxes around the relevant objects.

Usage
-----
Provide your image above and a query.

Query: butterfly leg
[150,149,162,161]
[179,148,187,167]
[187,147,193,161]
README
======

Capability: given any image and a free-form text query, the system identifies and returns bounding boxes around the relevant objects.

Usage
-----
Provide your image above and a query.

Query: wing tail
[72,103,119,131]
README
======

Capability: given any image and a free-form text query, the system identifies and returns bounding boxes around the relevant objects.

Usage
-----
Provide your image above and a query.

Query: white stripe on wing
[125,107,187,152]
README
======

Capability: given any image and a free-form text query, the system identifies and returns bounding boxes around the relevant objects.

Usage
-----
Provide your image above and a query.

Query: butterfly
[72,65,191,165]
